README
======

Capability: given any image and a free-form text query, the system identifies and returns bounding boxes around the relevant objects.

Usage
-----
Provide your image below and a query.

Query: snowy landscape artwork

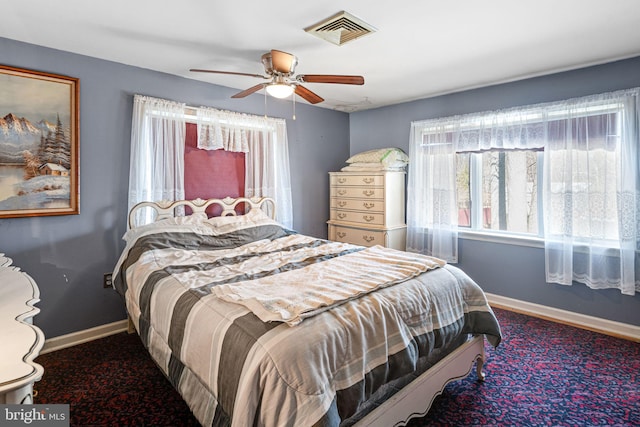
[0,65,78,218]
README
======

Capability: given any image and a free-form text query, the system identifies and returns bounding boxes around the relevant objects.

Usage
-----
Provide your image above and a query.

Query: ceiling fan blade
[270,50,297,74]
[190,69,268,79]
[297,75,365,85]
[231,83,266,98]
[294,85,324,104]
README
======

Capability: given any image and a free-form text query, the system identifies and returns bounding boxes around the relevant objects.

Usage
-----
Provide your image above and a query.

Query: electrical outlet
[103,273,113,288]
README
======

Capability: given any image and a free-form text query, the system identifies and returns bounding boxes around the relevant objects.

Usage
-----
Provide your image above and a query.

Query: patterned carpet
[34,308,640,426]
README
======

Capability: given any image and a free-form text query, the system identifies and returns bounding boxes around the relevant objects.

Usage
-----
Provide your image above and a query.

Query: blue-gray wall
[350,56,640,327]
[0,37,349,338]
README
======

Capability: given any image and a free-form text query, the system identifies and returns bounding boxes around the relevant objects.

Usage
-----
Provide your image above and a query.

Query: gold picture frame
[0,65,79,218]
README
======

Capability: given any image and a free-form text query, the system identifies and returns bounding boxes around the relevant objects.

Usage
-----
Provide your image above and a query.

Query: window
[457,150,540,235]
[128,95,293,228]
[408,88,639,295]
[426,106,622,242]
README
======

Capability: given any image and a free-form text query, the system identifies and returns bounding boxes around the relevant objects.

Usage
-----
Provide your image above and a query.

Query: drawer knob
[363,235,375,243]
[363,202,375,209]
[362,190,375,197]
[338,189,347,195]
[363,215,375,222]
[337,232,347,238]
[338,201,347,207]
[363,178,375,184]
[338,178,347,183]
[337,213,347,219]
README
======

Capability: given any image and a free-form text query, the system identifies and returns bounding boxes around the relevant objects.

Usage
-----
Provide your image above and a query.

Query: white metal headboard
[128,196,276,229]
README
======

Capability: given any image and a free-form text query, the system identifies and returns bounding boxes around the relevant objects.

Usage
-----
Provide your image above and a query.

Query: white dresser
[327,171,407,250]
[0,254,45,404]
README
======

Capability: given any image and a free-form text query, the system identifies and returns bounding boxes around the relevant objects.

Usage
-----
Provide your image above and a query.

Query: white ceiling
[4,0,640,112]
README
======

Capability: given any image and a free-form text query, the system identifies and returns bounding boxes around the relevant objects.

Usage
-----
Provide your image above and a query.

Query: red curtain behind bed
[184,123,246,216]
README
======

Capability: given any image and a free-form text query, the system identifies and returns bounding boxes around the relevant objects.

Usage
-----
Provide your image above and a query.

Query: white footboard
[356,334,486,427]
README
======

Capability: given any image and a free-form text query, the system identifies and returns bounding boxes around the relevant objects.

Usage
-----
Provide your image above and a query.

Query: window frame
[451,102,626,249]
[460,149,545,240]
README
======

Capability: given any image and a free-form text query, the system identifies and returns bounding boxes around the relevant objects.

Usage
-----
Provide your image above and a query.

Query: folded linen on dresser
[341,163,406,172]
[346,147,409,165]
[210,244,446,325]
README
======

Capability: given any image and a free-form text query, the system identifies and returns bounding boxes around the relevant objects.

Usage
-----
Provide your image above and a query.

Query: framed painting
[0,65,79,218]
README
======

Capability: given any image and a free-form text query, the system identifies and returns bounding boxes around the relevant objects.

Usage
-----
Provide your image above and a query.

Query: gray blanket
[113,213,501,426]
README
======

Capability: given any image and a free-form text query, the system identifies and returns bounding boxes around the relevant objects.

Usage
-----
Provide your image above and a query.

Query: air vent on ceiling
[305,11,376,46]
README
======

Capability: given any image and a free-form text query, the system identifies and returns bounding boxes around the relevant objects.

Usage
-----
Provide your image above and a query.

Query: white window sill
[458,229,544,249]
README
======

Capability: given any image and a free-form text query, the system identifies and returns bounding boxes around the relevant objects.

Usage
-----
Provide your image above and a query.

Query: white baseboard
[486,293,640,343]
[40,319,129,354]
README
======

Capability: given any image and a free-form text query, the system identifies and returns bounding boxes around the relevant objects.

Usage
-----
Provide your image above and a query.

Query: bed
[112,196,502,426]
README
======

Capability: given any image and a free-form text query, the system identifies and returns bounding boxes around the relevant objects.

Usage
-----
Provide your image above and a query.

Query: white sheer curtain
[408,88,640,295]
[407,123,459,262]
[129,97,293,229]
[244,118,293,228]
[128,94,186,225]
[195,107,293,229]
[544,89,640,296]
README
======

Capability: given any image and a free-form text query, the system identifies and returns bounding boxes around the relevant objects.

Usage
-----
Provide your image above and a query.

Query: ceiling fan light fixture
[266,83,294,99]
[191,48,363,105]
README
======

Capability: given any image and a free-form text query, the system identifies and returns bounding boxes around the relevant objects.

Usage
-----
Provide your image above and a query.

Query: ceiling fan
[190,49,364,104]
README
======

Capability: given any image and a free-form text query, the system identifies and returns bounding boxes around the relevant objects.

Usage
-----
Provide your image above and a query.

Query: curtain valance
[413,89,634,153]
[196,107,284,153]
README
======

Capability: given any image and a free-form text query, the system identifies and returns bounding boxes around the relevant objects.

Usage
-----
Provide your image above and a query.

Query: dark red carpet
[35,308,640,426]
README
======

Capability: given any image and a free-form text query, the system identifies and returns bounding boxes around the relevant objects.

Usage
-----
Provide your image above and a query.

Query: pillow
[122,209,278,244]
[346,148,409,166]
[123,212,210,243]
[204,208,280,234]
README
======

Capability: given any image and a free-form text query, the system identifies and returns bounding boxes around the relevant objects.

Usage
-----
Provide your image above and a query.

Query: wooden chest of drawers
[327,171,407,250]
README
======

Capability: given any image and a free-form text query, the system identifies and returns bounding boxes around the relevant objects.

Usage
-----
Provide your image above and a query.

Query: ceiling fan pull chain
[292,93,296,120]
[264,88,268,118]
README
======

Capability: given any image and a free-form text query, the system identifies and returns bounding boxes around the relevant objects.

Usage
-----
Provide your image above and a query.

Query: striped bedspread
[112,210,502,426]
